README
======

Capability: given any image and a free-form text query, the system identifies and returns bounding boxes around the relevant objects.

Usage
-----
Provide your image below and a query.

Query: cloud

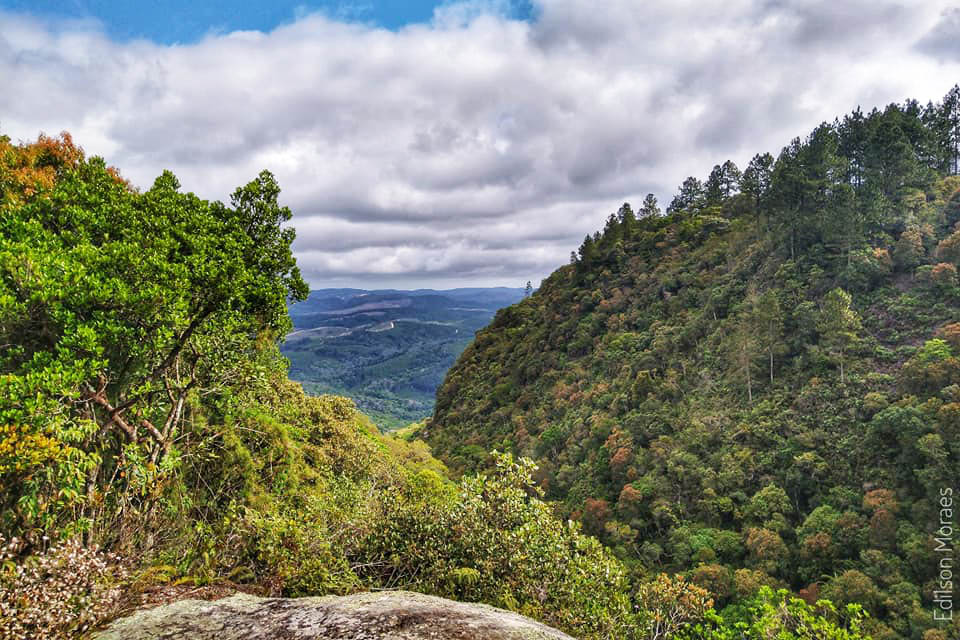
[1,1,958,288]
[916,7,960,62]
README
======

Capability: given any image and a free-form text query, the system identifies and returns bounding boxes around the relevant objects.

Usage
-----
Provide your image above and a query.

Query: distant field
[281,287,526,429]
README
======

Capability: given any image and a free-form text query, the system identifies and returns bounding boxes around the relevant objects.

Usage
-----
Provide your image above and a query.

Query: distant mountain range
[281,287,527,429]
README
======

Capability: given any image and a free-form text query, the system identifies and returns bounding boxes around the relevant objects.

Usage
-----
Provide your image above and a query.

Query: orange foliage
[862,488,899,513]
[931,262,959,287]
[0,132,83,203]
[937,322,960,351]
[582,497,611,535]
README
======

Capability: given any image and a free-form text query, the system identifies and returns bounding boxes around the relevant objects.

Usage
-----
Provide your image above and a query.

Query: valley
[281,287,526,429]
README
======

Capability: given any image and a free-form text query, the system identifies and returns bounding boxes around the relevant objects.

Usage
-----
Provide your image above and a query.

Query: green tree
[727,304,761,403]
[837,106,873,191]
[929,85,960,175]
[668,177,705,213]
[618,202,637,235]
[755,290,785,384]
[706,160,742,204]
[741,153,774,213]
[0,152,307,535]
[935,228,960,265]
[893,227,925,270]
[640,193,661,218]
[816,288,862,383]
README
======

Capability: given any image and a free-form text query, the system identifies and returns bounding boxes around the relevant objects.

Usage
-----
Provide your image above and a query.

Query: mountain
[281,287,526,428]
[426,89,960,639]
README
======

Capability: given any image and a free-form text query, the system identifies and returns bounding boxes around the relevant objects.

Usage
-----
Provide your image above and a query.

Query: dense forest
[0,131,878,639]
[428,87,960,640]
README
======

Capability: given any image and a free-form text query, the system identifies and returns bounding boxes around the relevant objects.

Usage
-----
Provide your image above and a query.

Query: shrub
[636,573,713,640]
[683,586,870,639]
[0,536,126,640]
[355,453,637,638]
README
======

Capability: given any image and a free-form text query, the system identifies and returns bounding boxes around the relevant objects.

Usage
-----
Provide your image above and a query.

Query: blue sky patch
[0,0,535,43]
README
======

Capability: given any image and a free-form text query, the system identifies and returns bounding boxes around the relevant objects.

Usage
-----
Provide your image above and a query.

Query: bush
[0,536,126,640]
[637,573,713,639]
[684,587,870,639]
[355,453,638,638]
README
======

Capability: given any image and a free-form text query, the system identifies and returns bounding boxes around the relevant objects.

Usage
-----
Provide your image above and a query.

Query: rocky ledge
[94,590,575,640]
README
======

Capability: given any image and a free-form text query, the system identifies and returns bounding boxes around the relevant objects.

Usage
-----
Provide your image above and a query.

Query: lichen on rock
[94,590,576,640]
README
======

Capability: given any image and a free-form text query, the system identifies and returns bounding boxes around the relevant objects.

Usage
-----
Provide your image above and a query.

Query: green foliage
[429,89,960,639]
[683,587,870,640]
[0,135,307,542]
[355,452,637,637]
[817,288,863,383]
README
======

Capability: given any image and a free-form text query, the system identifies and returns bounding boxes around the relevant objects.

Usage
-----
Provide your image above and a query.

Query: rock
[94,590,576,640]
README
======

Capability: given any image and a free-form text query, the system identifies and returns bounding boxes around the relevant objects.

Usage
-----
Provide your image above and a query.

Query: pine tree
[705,164,725,205]
[838,107,869,189]
[720,160,742,198]
[728,306,760,404]
[618,202,636,236]
[741,153,774,224]
[943,85,960,174]
[754,290,785,384]
[640,193,661,218]
[817,288,862,383]
[667,177,705,213]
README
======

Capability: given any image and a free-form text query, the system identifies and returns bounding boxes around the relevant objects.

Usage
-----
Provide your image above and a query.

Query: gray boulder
[94,590,576,639]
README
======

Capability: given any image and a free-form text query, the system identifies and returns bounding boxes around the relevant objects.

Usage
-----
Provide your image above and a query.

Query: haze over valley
[282,287,526,428]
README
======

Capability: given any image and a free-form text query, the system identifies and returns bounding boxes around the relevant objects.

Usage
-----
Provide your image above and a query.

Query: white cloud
[1,1,958,288]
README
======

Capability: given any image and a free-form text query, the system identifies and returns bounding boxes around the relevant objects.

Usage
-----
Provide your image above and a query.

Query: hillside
[427,89,960,639]
[282,287,525,428]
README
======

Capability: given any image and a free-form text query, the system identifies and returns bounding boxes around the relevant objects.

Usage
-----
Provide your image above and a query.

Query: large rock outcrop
[94,590,575,640]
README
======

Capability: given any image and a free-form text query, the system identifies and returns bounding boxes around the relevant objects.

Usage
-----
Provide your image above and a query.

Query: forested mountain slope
[427,88,960,639]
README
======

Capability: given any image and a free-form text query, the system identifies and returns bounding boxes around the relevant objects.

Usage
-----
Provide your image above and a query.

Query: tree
[754,290,784,384]
[930,85,960,175]
[0,146,308,534]
[667,177,705,214]
[705,164,725,205]
[893,228,925,270]
[865,106,922,201]
[935,228,960,265]
[727,304,761,403]
[706,160,742,204]
[817,288,862,383]
[838,106,869,189]
[741,153,773,212]
[617,202,637,235]
[640,193,661,218]
[635,574,713,640]
[578,234,596,264]
[768,138,806,258]
[719,160,742,198]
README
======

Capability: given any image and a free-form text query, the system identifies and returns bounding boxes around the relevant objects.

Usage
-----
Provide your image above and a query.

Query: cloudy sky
[2,1,959,289]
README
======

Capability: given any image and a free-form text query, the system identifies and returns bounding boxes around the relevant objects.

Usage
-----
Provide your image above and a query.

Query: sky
[1,1,959,289]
